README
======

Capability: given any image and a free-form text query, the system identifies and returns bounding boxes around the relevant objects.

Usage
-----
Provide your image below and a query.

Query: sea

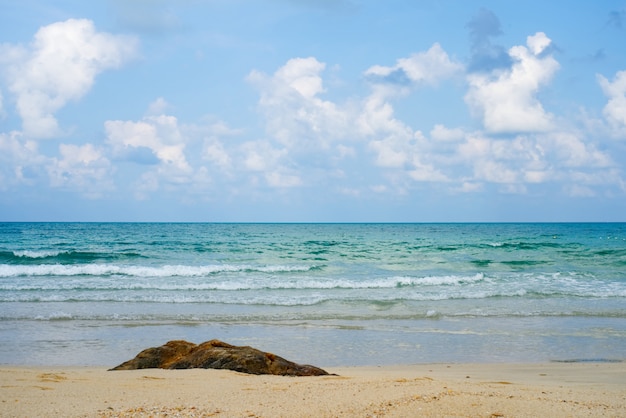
[0,222,624,367]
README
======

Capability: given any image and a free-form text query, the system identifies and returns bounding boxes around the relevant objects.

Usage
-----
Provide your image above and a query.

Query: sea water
[0,222,624,367]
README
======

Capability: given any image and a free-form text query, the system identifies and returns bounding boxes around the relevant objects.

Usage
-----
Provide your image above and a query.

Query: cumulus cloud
[249,53,456,191]
[102,104,253,198]
[358,45,464,185]
[105,114,190,173]
[191,119,243,174]
[430,124,465,142]
[465,32,559,133]
[247,57,351,188]
[247,57,350,149]
[203,138,232,171]
[452,128,617,196]
[0,131,45,189]
[146,97,171,116]
[47,144,114,197]
[246,41,619,197]
[239,140,301,188]
[364,43,463,90]
[0,132,114,198]
[598,70,626,137]
[542,132,613,168]
[456,134,525,184]
[359,94,450,184]
[0,19,137,138]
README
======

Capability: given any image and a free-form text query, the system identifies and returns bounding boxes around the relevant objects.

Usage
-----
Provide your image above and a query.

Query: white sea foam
[34,312,74,320]
[2,268,625,300]
[392,273,485,286]
[0,263,315,278]
[13,250,67,258]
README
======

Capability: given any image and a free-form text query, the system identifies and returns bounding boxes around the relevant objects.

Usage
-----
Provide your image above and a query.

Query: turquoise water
[0,223,624,366]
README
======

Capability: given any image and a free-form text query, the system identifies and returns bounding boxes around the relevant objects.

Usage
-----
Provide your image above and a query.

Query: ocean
[0,222,624,367]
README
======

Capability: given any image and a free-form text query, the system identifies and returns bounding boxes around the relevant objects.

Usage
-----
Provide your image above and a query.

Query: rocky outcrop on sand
[110,339,331,376]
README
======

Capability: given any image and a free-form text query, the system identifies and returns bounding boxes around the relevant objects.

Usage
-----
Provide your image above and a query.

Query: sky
[1,1,626,222]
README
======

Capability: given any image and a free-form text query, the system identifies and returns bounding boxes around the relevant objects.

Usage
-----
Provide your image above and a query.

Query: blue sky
[1,0,626,222]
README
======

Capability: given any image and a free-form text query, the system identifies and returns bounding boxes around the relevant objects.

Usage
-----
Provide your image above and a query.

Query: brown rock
[109,339,331,376]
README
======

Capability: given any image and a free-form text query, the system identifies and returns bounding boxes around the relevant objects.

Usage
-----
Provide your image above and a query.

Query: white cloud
[526,32,552,55]
[456,182,483,193]
[47,143,114,197]
[0,19,137,138]
[246,39,624,200]
[356,44,467,184]
[274,57,326,99]
[450,126,619,195]
[105,115,190,172]
[245,46,464,191]
[240,140,302,188]
[103,110,209,199]
[365,43,463,87]
[541,132,612,168]
[359,91,418,169]
[190,119,243,173]
[357,90,403,137]
[474,160,519,184]
[203,138,232,170]
[598,70,626,137]
[523,170,548,183]
[369,137,409,168]
[361,93,453,183]
[266,171,302,188]
[465,32,559,133]
[146,97,171,116]
[104,96,311,196]
[247,57,349,149]
[241,140,283,172]
[430,124,465,142]
[0,131,44,189]
[407,157,448,182]
[79,40,624,202]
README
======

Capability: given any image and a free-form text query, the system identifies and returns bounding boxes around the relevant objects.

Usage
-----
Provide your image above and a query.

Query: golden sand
[1,363,624,417]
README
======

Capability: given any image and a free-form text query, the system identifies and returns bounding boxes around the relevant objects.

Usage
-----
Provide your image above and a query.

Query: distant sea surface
[1,222,624,367]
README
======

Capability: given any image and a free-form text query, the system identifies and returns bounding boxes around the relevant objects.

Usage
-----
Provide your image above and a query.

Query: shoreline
[2,362,624,417]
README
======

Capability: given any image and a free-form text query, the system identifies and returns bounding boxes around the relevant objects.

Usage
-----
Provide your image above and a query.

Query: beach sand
[1,363,624,417]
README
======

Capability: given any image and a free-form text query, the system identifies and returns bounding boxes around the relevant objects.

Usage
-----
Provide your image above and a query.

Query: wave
[2,282,624,302]
[392,273,485,287]
[436,241,570,252]
[12,250,67,259]
[0,271,485,291]
[0,250,145,264]
[0,263,319,278]
[0,292,490,303]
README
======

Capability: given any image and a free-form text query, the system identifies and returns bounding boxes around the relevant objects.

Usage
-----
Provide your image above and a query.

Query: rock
[109,339,331,376]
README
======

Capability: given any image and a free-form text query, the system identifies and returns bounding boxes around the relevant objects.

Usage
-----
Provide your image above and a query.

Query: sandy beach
[1,362,624,417]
